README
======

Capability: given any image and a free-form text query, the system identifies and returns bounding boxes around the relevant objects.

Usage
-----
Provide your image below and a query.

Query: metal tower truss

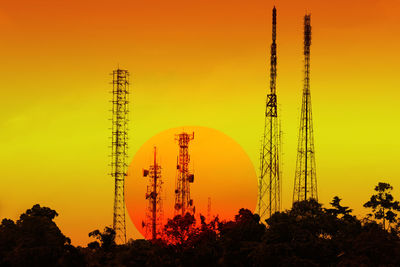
[174,132,195,216]
[293,15,318,203]
[207,197,211,222]
[142,147,163,240]
[110,69,130,244]
[258,6,281,222]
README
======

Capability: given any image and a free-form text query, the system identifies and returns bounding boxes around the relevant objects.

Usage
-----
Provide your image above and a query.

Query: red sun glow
[125,126,258,239]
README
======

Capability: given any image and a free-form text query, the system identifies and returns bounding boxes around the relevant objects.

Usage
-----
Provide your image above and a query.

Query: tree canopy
[2,183,400,266]
[364,182,400,230]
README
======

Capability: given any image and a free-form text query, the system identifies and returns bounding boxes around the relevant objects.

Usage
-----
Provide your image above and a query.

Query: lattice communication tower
[258,6,281,221]
[174,132,195,216]
[293,15,318,202]
[110,69,129,244]
[207,197,211,222]
[142,147,163,240]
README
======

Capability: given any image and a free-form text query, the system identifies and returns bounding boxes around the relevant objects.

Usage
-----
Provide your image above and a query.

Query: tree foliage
[3,184,400,266]
[88,226,116,251]
[0,204,84,267]
[326,196,353,219]
[363,182,400,230]
[163,213,198,247]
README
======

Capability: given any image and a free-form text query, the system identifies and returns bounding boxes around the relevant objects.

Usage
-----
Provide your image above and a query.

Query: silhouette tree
[163,213,198,247]
[0,204,79,267]
[218,208,265,266]
[115,239,175,267]
[252,200,339,266]
[326,196,353,220]
[363,182,400,230]
[4,195,400,267]
[88,226,116,251]
[0,218,18,265]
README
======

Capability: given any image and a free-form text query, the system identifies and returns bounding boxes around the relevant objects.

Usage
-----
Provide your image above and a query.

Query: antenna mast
[142,147,163,240]
[111,69,130,243]
[174,132,195,216]
[258,6,281,221]
[207,197,211,222]
[293,14,317,202]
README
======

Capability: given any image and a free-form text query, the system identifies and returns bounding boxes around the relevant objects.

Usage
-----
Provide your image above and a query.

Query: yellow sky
[0,0,399,245]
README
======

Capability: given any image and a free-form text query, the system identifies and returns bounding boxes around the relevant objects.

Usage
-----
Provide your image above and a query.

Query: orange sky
[0,0,399,245]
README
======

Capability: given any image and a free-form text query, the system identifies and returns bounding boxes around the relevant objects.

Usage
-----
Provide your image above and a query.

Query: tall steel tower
[110,69,129,244]
[207,197,211,222]
[258,6,281,221]
[142,147,163,240]
[293,15,317,203]
[174,132,195,216]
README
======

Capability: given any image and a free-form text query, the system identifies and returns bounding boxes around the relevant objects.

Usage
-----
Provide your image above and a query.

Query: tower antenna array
[207,197,211,222]
[258,6,281,221]
[110,69,130,243]
[142,147,163,240]
[293,14,317,202]
[174,132,195,216]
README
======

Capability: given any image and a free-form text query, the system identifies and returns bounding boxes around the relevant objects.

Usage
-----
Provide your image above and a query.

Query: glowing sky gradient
[0,0,399,245]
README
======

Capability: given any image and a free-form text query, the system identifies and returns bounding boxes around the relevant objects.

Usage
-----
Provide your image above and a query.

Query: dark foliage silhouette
[88,226,116,251]
[0,204,84,267]
[363,182,400,230]
[2,183,400,266]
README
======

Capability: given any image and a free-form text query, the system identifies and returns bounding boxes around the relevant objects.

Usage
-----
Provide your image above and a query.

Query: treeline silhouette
[1,182,400,266]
